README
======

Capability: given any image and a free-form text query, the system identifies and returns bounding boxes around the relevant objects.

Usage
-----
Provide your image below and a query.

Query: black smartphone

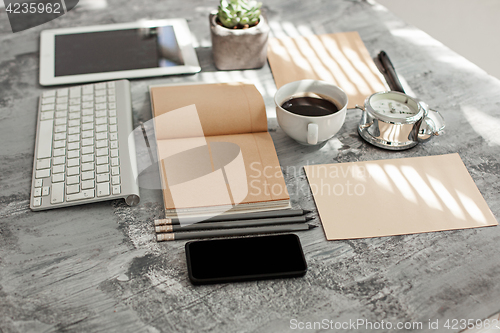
[185,234,307,285]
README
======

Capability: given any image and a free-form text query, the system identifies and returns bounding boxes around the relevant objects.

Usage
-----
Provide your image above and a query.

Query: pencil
[154,208,312,226]
[156,224,317,242]
[155,216,313,233]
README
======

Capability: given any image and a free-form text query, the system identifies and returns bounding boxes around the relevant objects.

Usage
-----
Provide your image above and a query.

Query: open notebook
[150,82,290,219]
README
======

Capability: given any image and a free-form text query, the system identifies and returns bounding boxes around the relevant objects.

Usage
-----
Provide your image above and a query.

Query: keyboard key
[53,165,65,174]
[33,197,42,207]
[96,132,108,140]
[35,179,43,187]
[42,187,50,196]
[82,154,95,163]
[66,184,80,194]
[36,158,51,170]
[67,189,95,202]
[42,97,55,104]
[96,148,108,156]
[81,162,94,171]
[97,182,110,197]
[57,88,68,97]
[108,95,116,102]
[111,166,120,176]
[108,88,115,96]
[110,141,118,149]
[96,124,107,132]
[53,156,65,165]
[82,95,93,102]
[82,171,95,180]
[51,183,64,203]
[82,180,95,189]
[96,117,107,125]
[82,108,93,116]
[112,175,120,185]
[113,185,121,194]
[96,103,106,111]
[109,117,117,125]
[53,148,65,157]
[96,156,108,165]
[41,111,54,120]
[95,96,106,104]
[52,173,64,183]
[107,81,115,88]
[41,104,55,111]
[109,133,118,141]
[82,146,94,155]
[95,82,107,90]
[70,87,81,98]
[97,173,109,183]
[96,90,106,97]
[67,175,80,185]
[68,158,80,167]
[109,125,117,133]
[54,132,66,141]
[111,157,120,166]
[97,165,109,173]
[70,105,81,112]
[82,85,94,95]
[68,150,80,159]
[82,123,94,131]
[69,98,81,105]
[35,169,50,179]
[67,166,80,176]
[33,188,42,197]
[68,126,80,135]
[96,139,108,148]
[108,109,116,117]
[108,102,116,109]
[43,90,56,98]
[56,104,68,111]
[110,149,119,157]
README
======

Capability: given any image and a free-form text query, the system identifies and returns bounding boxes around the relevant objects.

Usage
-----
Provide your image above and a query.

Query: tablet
[39,19,201,86]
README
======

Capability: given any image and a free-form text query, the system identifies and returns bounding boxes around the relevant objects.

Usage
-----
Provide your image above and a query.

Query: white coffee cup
[275,80,348,145]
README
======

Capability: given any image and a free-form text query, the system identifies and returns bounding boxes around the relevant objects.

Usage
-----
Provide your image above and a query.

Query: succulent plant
[217,0,262,29]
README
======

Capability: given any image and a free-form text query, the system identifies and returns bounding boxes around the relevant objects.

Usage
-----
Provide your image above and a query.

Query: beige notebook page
[267,31,386,108]
[304,154,498,240]
[150,82,268,139]
[149,83,289,211]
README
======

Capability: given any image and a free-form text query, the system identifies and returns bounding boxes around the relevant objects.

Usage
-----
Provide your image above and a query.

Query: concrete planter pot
[210,12,270,70]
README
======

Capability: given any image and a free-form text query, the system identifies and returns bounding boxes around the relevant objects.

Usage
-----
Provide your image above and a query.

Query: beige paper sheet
[150,83,289,213]
[304,154,498,240]
[267,31,387,108]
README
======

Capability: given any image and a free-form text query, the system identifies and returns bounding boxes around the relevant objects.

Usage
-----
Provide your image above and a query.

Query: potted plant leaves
[210,0,270,70]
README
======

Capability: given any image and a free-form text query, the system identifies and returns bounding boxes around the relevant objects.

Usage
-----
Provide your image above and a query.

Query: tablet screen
[54,26,184,77]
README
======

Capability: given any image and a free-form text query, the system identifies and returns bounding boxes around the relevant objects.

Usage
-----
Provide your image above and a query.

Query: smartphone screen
[185,234,307,284]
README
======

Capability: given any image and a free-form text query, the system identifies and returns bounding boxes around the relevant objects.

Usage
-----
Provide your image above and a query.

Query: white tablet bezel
[39,19,201,86]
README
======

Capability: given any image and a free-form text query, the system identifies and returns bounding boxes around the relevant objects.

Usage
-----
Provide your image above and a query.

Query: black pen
[157,224,317,242]
[155,208,312,226]
[155,216,313,233]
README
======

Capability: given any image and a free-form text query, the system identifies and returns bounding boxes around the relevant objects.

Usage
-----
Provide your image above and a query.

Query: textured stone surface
[1,0,500,332]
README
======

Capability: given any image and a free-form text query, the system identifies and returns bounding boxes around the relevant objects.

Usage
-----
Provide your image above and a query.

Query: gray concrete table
[1,0,500,332]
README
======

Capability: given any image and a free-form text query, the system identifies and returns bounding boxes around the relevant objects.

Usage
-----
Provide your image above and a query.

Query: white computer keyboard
[31,80,140,211]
